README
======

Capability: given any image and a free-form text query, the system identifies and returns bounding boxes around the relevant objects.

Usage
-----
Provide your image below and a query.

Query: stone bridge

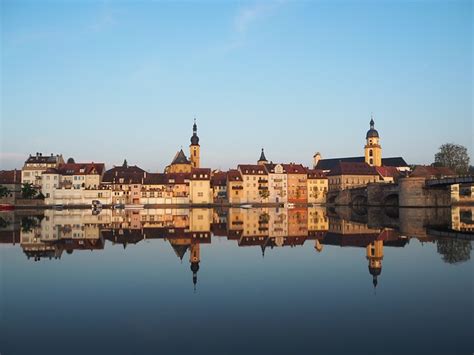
[327,183,399,207]
[328,176,474,207]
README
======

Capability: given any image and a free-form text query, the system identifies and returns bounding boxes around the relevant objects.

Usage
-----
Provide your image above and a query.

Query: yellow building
[327,162,379,191]
[364,117,382,167]
[227,169,243,204]
[307,169,328,204]
[238,164,269,203]
[189,168,212,204]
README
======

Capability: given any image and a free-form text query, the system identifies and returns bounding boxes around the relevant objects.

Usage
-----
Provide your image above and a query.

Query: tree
[436,238,471,264]
[21,183,37,199]
[0,185,9,198]
[434,143,470,174]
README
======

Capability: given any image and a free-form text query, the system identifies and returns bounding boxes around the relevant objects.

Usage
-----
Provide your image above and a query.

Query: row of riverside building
[3,118,443,207]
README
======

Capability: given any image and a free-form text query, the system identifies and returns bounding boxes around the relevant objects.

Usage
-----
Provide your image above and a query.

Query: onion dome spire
[366,114,379,139]
[190,118,199,145]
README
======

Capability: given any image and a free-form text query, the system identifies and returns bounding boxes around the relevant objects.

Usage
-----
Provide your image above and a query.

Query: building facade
[238,164,269,203]
[283,164,307,204]
[307,169,328,204]
[21,153,64,188]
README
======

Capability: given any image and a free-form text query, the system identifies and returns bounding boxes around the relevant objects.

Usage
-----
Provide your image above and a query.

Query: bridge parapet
[426,175,474,187]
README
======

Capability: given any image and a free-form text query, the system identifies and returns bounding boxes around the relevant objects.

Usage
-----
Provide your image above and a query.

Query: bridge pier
[399,177,451,207]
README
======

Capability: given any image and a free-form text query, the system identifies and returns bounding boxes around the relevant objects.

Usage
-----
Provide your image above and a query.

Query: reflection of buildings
[4,206,469,289]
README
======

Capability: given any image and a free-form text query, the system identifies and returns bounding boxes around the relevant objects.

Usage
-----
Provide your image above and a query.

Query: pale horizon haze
[1,0,472,172]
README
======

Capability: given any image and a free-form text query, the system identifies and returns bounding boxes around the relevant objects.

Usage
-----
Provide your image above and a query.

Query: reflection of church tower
[314,239,323,253]
[190,118,200,168]
[190,243,200,290]
[257,148,268,166]
[364,116,382,167]
[366,239,384,289]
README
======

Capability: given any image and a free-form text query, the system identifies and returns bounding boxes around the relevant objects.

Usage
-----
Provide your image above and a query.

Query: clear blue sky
[1,0,472,171]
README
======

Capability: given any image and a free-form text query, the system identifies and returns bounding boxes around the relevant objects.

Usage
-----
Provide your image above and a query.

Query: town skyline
[1,1,472,170]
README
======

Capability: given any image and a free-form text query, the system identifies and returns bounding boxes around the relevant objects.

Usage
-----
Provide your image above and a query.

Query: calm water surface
[0,207,472,355]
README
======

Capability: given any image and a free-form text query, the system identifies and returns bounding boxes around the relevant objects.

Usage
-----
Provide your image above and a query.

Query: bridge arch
[383,193,399,206]
[351,194,367,206]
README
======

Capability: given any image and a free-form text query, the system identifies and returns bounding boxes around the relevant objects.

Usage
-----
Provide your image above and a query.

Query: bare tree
[434,143,470,174]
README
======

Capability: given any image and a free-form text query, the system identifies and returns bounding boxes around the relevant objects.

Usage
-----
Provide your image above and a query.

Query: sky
[1,0,472,172]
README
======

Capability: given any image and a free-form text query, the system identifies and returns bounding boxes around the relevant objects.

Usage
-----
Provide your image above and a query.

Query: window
[369,149,373,157]
[198,192,204,197]
[370,158,373,165]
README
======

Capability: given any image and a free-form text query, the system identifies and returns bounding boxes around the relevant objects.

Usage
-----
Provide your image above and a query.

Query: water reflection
[1,206,472,290]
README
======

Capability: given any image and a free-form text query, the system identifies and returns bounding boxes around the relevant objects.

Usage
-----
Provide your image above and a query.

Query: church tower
[190,243,200,291]
[190,118,200,168]
[366,239,384,289]
[364,116,382,167]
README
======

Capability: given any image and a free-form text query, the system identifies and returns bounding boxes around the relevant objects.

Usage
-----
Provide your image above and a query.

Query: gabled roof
[327,162,378,176]
[102,165,146,184]
[316,156,408,171]
[264,163,287,174]
[307,169,327,179]
[165,173,190,184]
[410,165,456,178]
[171,149,190,165]
[190,168,211,180]
[238,164,267,175]
[143,173,167,185]
[47,163,105,176]
[227,169,243,182]
[375,166,400,179]
[211,171,227,186]
[281,163,307,174]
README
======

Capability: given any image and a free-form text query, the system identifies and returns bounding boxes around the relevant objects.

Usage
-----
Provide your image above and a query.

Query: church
[314,117,409,173]
[165,119,201,173]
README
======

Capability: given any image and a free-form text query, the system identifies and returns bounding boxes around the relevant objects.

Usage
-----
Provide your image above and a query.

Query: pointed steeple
[190,118,199,145]
[258,148,268,165]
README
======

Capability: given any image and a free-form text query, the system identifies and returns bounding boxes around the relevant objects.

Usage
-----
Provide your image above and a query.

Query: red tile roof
[227,169,242,182]
[238,165,267,175]
[281,163,307,174]
[56,163,105,176]
[211,171,228,186]
[0,170,21,184]
[410,165,456,178]
[102,165,146,184]
[165,173,190,184]
[143,173,167,185]
[307,169,327,179]
[264,163,287,174]
[375,166,400,179]
[327,162,378,176]
[190,168,211,180]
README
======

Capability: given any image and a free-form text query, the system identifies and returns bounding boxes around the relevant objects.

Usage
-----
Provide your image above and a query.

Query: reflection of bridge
[328,176,474,207]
